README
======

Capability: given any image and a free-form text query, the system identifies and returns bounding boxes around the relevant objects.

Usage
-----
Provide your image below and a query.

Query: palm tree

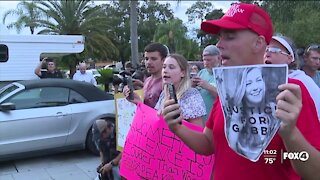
[153,19,188,53]
[130,0,139,69]
[2,0,43,34]
[35,0,118,78]
[186,1,214,46]
[182,39,201,61]
[97,68,113,92]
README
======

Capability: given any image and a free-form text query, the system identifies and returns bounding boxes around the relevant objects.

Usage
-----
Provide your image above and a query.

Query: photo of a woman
[214,65,287,161]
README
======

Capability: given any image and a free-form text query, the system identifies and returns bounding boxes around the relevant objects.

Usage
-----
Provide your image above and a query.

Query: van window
[0,44,8,62]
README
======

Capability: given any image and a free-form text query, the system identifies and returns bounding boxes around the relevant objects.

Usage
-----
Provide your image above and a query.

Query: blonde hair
[165,54,191,100]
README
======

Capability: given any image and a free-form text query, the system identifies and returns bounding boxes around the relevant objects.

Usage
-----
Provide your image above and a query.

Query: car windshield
[0,84,19,99]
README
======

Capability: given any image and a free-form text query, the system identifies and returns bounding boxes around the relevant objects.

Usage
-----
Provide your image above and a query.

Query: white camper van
[0,35,84,83]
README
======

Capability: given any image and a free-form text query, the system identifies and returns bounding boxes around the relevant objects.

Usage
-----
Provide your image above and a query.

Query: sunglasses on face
[265,47,290,56]
[306,44,320,52]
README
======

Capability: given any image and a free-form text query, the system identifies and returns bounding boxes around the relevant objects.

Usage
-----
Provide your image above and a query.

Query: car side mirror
[0,102,16,111]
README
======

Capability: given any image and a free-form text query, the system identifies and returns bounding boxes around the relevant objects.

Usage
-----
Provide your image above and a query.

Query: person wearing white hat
[264,35,320,119]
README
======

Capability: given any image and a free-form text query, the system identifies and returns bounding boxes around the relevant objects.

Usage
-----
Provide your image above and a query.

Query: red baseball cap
[201,3,273,44]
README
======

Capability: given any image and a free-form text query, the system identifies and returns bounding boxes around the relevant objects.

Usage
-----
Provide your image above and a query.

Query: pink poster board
[120,103,214,179]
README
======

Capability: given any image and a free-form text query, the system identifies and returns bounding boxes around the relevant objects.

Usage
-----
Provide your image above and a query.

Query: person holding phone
[123,54,206,127]
[162,3,320,180]
[190,64,201,75]
[154,54,206,127]
[192,45,220,124]
[124,42,168,108]
[34,57,63,79]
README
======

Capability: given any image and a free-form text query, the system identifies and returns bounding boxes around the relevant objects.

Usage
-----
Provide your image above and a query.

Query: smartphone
[168,83,177,103]
[190,72,197,79]
[167,83,180,123]
[127,77,134,100]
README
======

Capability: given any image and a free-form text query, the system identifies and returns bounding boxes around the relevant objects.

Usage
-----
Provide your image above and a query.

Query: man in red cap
[162,3,320,180]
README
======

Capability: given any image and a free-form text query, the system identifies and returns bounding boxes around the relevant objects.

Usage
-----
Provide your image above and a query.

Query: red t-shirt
[206,78,320,180]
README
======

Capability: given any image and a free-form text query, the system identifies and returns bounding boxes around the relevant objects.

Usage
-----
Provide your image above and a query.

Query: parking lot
[0,150,100,180]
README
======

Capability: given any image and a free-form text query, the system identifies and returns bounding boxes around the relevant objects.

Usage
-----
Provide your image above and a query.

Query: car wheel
[86,125,99,156]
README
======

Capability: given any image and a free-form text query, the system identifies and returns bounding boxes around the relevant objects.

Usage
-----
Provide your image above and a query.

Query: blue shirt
[311,71,320,88]
[197,68,217,123]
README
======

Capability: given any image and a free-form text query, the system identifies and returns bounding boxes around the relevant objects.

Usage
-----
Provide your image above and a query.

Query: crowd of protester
[33,2,320,179]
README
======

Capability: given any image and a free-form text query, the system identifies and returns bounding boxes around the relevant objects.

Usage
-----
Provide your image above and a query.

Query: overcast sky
[0,1,236,36]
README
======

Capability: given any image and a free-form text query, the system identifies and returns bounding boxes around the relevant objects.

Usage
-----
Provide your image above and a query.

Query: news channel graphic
[263,149,309,164]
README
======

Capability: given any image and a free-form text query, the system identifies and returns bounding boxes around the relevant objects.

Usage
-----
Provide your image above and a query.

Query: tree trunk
[104,82,110,92]
[67,55,78,79]
[69,65,77,79]
[130,0,139,69]
[30,27,34,35]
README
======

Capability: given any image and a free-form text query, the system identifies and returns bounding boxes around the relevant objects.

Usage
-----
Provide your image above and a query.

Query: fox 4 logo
[283,151,309,161]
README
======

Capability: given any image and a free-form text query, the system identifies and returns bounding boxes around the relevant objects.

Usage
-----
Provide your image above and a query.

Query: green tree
[186,1,213,23]
[200,9,224,47]
[97,68,113,92]
[35,0,118,78]
[153,18,188,54]
[290,3,320,47]
[101,1,131,63]
[102,1,174,63]
[138,1,174,51]
[182,39,201,61]
[2,0,43,34]
[239,1,320,47]
[186,1,215,46]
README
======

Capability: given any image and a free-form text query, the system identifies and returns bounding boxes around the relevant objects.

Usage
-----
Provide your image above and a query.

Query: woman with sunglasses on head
[302,44,320,88]
[264,35,320,119]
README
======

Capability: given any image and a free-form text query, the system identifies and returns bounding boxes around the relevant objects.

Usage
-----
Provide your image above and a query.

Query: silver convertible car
[0,79,115,161]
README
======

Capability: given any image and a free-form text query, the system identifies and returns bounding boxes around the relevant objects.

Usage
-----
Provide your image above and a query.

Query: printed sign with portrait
[213,64,288,161]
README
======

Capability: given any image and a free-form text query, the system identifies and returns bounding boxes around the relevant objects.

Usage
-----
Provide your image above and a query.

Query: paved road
[0,150,100,180]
